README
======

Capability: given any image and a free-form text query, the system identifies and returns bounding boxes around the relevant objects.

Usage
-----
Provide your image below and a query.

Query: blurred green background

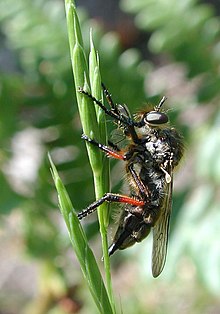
[1,0,220,313]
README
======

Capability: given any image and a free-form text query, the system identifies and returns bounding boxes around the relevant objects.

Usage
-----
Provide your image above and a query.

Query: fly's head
[136,96,169,131]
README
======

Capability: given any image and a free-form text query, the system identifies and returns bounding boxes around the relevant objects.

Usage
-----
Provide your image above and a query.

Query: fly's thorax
[138,127,183,168]
[161,128,184,166]
[143,133,171,166]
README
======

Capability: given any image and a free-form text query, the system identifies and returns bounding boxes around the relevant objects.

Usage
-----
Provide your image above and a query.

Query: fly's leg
[101,83,140,142]
[107,140,121,152]
[77,193,145,220]
[101,83,117,112]
[78,87,130,126]
[82,135,150,200]
[78,86,140,143]
[127,163,150,200]
[82,134,127,160]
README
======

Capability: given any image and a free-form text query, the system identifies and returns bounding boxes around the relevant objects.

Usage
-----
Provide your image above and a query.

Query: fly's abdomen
[109,208,152,255]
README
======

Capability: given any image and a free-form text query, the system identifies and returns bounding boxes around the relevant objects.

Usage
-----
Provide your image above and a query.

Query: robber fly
[77,84,184,277]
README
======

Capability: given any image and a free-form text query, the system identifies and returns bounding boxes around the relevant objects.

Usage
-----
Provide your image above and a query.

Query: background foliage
[0,0,220,313]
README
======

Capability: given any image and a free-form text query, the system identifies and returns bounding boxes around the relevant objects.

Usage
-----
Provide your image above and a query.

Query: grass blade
[49,154,114,314]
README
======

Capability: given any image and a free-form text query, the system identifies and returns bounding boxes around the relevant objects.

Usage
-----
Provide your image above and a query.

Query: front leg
[78,86,140,143]
[78,87,129,126]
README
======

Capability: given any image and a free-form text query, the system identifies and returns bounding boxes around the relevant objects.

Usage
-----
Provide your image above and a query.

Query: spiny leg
[78,87,129,125]
[108,140,121,152]
[101,83,117,112]
[127,163,150,199]
[102,83,133,125]
[78,86,140,143]
[82,135,149,198]
[82,134,127,160]
[77,193,145,220]
[102,83,132,124]
[83,134,151,199]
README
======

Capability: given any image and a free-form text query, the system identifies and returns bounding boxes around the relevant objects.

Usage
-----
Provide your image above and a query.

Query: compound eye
[144,111,168,125]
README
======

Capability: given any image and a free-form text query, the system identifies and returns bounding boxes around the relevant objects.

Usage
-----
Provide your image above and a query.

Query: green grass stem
[60,0,116,312]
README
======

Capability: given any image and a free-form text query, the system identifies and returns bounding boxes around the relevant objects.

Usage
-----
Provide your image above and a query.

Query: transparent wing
[152,170,173,278]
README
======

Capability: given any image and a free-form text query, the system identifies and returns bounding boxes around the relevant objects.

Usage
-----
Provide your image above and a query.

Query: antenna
[155,96,167,111]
